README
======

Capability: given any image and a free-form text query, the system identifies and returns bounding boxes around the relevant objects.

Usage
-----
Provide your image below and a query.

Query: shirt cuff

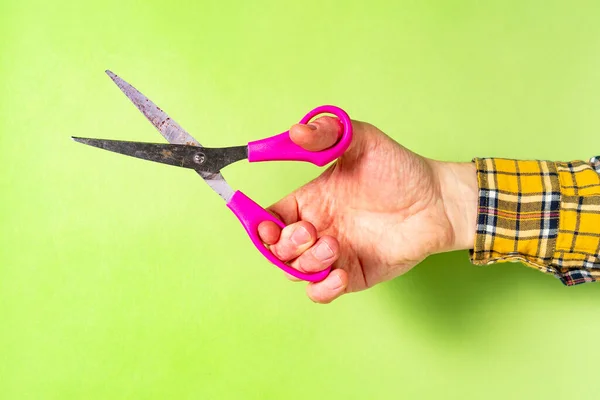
[470,157,600,285]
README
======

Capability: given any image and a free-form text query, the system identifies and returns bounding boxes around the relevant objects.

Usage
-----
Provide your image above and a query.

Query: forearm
[430,160,478,252]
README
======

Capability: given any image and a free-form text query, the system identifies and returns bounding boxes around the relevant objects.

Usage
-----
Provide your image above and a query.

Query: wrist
[430,160,478,251]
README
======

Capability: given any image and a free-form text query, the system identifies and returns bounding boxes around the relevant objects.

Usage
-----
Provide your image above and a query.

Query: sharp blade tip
[71,137,92,145]
[105,70,117,79]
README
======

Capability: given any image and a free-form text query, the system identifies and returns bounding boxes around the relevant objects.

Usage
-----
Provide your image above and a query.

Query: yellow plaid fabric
[470,157,600,285]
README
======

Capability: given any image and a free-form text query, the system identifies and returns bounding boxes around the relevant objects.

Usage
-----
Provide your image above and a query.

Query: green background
[2,0,600,398]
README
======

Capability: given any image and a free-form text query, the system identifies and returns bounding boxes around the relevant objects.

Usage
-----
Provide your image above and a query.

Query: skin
[258,117,479,304]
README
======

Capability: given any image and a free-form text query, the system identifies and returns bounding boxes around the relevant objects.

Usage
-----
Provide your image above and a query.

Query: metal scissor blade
[105,70,199,146]
[105,70,235,201]
[72,137,248,173]
[72,137,203,170]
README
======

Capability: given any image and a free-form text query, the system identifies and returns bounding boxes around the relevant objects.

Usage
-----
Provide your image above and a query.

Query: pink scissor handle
[227,190,331,282]
[247,105,353,167]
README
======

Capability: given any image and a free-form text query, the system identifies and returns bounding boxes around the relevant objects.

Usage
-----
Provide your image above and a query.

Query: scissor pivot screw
[193,153,206,164]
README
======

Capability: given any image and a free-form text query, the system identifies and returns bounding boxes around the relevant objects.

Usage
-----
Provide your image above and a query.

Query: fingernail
[291,227,311,245]
[326,274,343,290]
[313,242,334,261]
[307,123,317,130]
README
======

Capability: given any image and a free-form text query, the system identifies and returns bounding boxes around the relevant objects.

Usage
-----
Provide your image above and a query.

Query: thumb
[289,116,342,151]
[290,117,371,161]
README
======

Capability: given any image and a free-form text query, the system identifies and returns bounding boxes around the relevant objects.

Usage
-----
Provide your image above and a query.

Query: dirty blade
[105,70,198,146]
[72,137,205,171]
[105,70,234,201]
[72,137,248,174]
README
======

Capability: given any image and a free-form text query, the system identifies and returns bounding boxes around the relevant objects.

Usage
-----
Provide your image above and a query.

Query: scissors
[73,71,352,282]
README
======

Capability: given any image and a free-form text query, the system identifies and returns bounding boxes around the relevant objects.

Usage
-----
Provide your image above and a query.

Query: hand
[258,117,478,303]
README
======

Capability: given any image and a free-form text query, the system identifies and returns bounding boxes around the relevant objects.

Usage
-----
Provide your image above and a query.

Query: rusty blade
[72,137,201,169]
[105,70,235,202]
[105,70,200,146]
[72,137,248,174]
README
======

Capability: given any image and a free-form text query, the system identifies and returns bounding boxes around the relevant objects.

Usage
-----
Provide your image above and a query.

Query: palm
[272,122,454,293]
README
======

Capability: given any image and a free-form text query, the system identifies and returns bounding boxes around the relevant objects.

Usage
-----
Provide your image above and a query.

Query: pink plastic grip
[226,190,331,282]
[247,105,353,167]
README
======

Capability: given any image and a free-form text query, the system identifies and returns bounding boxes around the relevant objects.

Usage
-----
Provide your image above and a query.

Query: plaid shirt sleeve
[470,156,600,285]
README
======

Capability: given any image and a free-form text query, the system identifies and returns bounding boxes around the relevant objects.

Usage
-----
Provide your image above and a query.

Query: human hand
[258,117,478,303]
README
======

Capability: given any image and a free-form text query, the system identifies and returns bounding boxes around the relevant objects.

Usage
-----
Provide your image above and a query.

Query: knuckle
[296,252,325,273]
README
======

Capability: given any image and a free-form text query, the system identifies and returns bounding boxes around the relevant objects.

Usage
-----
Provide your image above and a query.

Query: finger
[266,194,299,225]
[258,220,281,245]
[289,116,341,151]
[306,269,348,304]
[269,221,317,262]
[260,194,299,245]
[289,235,339,273]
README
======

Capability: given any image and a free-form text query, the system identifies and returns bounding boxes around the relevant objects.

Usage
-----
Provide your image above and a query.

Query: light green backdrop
[2,0,600,398]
